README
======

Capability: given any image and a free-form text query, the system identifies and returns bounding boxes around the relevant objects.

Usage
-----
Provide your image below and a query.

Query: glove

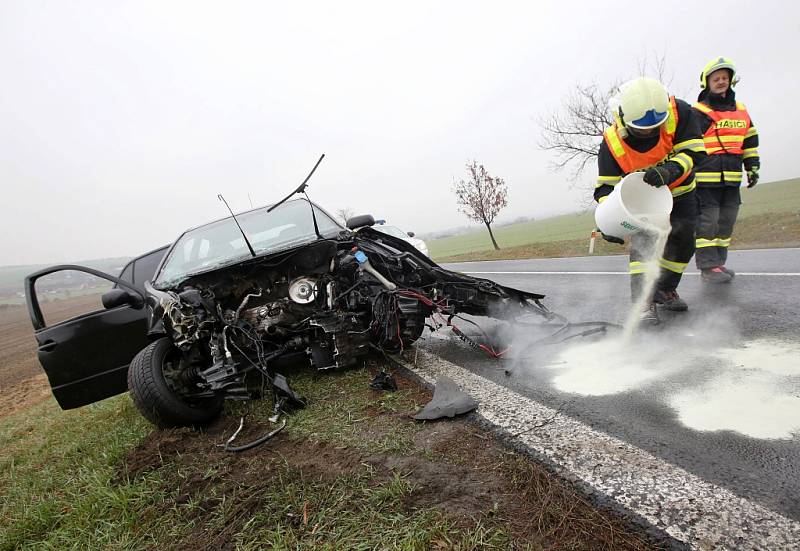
[746,167,759,188]
[601,232,625,245]
[643,161,682,188]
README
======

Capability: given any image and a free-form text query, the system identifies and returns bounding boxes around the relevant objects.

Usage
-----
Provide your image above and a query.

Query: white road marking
[397,347,800,550]
[462,271,800,276]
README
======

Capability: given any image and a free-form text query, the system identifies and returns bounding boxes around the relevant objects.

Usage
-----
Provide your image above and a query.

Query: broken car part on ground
[26,171,608,431]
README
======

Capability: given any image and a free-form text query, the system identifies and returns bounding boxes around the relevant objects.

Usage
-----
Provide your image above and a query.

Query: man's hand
[746,167,759,188]
[601,232,625,245]
[643,161,681,188]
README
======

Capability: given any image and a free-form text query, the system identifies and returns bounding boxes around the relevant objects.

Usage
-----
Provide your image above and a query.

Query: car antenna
[267,153,326,240]
[218,194,257,258]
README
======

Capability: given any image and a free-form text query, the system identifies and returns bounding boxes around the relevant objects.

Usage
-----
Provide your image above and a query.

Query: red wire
[396,290,503,358]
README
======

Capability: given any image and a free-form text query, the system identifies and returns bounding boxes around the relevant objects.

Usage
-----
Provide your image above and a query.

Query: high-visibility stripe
[630,258,688,274]
[696,237,732,248]
[745,127,758,139]
[629,260,655,275]
[703,135,745,144]
[595,175,621,188]
[693,102,713,114]
[605,127,627,158]
[742,148,759,159]
[696,238,718,248]
[695,171,742,183]
[672,152,692,173]
[696,172,722,182]
[671,178,696,197]
[597,195,608,203]
[665,100,678,134]
[659,258,688,274]
[673,138,705,153]
[597,175,621,184]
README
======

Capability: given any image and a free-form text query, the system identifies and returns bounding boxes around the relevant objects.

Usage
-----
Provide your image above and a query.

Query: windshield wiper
[268,153,326,240]
[218,194,257,257]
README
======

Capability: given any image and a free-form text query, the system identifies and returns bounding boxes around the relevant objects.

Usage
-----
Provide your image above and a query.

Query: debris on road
[413,375,478,420]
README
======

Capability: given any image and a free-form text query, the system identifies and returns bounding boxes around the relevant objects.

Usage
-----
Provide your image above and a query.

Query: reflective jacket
[595,97,706,203]
[692,91,759,187]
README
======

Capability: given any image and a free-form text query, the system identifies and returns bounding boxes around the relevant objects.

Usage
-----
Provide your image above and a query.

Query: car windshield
[155,199,341,286]
[374,225,409,239]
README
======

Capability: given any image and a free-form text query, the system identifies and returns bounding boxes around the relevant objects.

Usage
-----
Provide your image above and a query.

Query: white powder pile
[669,339,800,439]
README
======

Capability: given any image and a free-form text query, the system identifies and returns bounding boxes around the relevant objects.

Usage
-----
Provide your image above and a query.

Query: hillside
[429,178,800,262]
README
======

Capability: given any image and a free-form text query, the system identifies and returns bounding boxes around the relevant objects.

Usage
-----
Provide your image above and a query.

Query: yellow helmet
[700,56,738,89]
[614,77,670,131]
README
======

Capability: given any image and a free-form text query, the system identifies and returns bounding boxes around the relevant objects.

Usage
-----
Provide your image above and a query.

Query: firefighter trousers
[694,186,741,269]
[630,192,697,302]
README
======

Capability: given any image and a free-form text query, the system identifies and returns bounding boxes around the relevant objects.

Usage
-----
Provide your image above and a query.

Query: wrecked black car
[26,197,554,428]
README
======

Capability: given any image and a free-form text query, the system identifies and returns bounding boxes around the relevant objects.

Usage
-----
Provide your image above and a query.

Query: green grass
[0,398,164,550]
[429,177,800,262]
[0,367,512,550]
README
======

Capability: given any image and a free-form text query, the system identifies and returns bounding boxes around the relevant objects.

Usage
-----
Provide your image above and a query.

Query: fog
[1,1,797,265]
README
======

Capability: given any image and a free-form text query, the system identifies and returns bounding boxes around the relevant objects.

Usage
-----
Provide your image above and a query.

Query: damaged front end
[133,214,551,429]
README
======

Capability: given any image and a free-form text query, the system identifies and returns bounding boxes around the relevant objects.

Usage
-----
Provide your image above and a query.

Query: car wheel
[128,337,223,428]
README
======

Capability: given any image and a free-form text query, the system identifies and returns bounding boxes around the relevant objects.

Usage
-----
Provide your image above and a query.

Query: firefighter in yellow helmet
[595,77,707,324]
[692,57,760,283]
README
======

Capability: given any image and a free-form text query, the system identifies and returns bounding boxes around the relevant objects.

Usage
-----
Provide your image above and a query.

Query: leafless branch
[538,53,676,196]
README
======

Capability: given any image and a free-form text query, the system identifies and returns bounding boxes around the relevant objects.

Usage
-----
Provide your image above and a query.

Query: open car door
[25,265,150,409]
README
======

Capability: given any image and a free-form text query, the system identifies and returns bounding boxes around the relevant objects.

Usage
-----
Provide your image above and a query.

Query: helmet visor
[628,108,667,130]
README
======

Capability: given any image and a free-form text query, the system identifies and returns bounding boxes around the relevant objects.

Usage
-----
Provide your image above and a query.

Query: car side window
[132,249,167,288]
[33,269,114,327]
[118,262,134,284]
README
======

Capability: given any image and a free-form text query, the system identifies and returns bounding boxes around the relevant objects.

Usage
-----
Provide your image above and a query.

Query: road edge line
[388,346,800,550]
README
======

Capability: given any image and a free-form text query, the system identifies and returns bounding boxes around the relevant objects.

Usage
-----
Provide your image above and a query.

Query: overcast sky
[1,1,797,266]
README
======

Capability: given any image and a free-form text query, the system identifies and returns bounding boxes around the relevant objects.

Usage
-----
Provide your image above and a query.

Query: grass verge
[2,361,666,550]
[436,211,800,264]
[430,178,800,263]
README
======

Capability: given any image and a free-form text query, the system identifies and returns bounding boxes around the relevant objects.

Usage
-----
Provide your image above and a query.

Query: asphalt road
[424,248,800,522]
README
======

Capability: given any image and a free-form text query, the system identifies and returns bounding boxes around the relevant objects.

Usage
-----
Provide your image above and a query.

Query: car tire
[128,337,223,428]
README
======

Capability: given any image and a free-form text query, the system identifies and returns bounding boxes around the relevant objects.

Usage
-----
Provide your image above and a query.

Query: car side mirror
[406,231,415,238]
[346,214,375,230]
[102,288,144,310]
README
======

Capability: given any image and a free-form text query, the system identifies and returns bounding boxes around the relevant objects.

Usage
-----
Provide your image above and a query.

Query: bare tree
[538,53,674,193]
[453,161,508,250]
[538,82,618,182]
[335,207,354,225]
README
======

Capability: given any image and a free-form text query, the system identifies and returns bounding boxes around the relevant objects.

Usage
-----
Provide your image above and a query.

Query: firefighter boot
[639,302,659,325]
[720,266,736,279]
[701,267,732,284]
[654,290,688,312]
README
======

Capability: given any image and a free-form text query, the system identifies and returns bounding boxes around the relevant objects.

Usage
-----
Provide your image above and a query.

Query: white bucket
[594,172,673,238]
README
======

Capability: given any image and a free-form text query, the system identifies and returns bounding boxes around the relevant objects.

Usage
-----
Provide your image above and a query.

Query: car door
[25,247,168,409]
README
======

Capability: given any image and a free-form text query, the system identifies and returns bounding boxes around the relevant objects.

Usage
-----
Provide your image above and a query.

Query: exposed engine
[146,231,549,404]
